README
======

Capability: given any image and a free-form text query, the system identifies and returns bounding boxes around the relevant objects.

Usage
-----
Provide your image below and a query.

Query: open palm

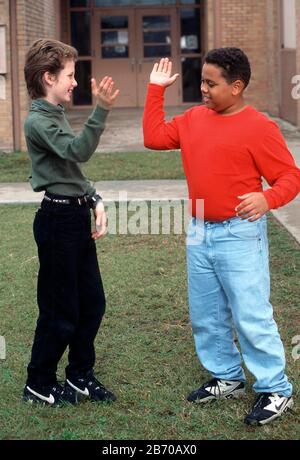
[91,76,120,110]
[150,58,179,88]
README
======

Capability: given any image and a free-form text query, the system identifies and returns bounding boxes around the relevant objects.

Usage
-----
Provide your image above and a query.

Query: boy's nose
[201,82,208,93]
[73,79,78,87]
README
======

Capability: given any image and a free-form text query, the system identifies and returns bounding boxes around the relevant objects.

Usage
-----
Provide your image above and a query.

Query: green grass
[0,206,299,440]
[0,151,185,182]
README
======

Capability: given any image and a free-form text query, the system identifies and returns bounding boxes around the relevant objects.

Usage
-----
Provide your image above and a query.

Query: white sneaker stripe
[26,386,55,404]
[66,379,89,396]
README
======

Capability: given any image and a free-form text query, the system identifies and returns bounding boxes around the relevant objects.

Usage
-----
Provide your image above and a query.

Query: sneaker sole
[190,388,246,403]
[245,397,294,426]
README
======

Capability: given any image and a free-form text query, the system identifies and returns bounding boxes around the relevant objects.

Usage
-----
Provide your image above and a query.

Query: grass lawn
[0,205,299,440]
[0,151,185,182]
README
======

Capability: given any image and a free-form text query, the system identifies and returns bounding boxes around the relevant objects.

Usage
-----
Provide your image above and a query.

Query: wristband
[89,193,102,209]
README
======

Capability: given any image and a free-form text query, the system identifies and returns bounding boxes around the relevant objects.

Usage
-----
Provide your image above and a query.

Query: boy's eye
[201,79,216,88]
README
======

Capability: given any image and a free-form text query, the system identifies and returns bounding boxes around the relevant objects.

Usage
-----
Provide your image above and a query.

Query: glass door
[135,8,180,106]
[93,10,138,107]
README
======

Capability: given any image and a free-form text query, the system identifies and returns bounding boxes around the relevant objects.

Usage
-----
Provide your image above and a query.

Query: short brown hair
[24,38,78,99]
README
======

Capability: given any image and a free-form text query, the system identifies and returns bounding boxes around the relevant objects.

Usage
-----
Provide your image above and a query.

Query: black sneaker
[65,373,116,403]
[23,383,64,406]
[187,378,246,403]
[244,392,294,426]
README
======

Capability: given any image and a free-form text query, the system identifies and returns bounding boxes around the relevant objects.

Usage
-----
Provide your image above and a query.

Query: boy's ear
[43,71,57,87]
[232,79,245,96]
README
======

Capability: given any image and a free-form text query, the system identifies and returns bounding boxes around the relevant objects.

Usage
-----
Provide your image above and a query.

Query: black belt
[44,193,90,206]
[204,217,237,225]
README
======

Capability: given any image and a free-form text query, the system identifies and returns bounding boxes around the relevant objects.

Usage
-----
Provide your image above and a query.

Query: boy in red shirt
[143,48,300,426]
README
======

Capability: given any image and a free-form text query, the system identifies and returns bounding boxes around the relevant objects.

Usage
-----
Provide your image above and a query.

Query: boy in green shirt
[23,39,119,405]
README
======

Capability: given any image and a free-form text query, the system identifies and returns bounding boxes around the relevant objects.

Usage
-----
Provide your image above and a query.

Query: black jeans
[27,199,106,387]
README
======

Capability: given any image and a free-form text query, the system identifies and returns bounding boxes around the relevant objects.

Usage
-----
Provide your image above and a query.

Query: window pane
[144,31,171,44]
[71,11,91,56]
[101,16,128,29]
[182,57,201,102]
[180,0,200,4]
[95,1,175,5]
[102,31,128,46]
[143,15,170,30]
[70,0,89,7]
[73,61,92,105]
[180,8,200,54]
[102,46,129,58]
[144,45,171,58]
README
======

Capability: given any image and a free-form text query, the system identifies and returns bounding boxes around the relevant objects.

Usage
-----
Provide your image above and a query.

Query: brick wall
[0,0,13,151]
[296,0,300,130]
[265,0,280,116]
[19,0,58,150]
[202,1,281,116]
[218,0,280,114]
[0,0,59,151]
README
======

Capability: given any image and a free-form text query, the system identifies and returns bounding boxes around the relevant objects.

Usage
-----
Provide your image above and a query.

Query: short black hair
[204,47,251,88]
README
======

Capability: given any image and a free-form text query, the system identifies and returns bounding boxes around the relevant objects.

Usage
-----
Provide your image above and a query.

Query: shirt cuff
[93,104,110,123]
[263,189,276,210]
[148,83,166,95]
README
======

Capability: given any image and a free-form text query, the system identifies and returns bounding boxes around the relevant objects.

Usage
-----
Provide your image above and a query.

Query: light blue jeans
[186,215,292,397]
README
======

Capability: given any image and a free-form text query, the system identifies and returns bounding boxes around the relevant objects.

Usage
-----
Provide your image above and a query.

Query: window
[143,15,171,58]
[182,57,201,102]
[71,11,91,56]
[73,61,92,105]
[180,8,200,54]
[100,16,129,58]
[94,1,176,5]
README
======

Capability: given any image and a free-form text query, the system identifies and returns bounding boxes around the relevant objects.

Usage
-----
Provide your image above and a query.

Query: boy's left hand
[92,76,120,110]
[235,192,269,221]
[92,201,107,240]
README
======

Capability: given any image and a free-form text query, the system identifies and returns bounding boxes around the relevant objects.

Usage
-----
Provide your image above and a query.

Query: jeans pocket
[228,220,260,241]
[186,218,205,246]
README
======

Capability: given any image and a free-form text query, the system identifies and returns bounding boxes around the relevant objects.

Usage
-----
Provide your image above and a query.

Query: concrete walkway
[0,107,300,245]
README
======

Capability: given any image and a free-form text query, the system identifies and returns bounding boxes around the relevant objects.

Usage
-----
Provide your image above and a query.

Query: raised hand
[91,76,120,110]
[150,57,180,88]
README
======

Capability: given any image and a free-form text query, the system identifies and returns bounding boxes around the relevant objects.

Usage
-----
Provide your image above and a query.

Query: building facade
[0,0,300,151]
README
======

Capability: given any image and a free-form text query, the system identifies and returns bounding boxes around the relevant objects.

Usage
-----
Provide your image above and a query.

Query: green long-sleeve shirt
[24,98,109,196]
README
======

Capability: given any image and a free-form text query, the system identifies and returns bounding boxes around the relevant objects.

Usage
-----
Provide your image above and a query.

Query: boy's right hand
[92,76,120,110]
[92,200,107,240]
[150,58,180,88]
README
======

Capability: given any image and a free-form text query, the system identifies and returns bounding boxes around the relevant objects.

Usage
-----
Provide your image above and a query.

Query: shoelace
[204,378,219,388]
[254,393,273,408]
[204,378,222,396]
[87,379,107,392]
[72,375,108,393]
[42,384,63,397]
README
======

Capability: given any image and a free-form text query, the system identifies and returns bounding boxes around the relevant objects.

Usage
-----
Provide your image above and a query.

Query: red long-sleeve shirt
[143,84,300,221]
